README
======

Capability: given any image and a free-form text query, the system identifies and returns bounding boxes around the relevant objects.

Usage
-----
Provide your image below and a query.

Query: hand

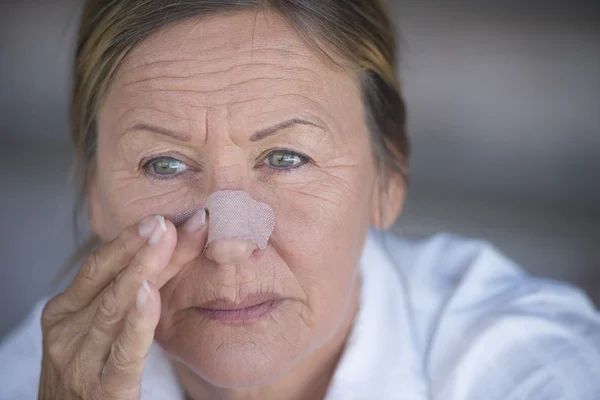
[38,211,207,399]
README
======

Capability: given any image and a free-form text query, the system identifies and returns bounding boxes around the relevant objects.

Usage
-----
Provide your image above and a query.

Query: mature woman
[1,1,599,399]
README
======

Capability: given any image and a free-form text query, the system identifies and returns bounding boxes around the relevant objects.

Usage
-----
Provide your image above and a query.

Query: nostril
[204,238,257,264]
[250,247,266,261]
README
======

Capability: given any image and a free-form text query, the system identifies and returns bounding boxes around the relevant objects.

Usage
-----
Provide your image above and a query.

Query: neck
[173,281,361,400]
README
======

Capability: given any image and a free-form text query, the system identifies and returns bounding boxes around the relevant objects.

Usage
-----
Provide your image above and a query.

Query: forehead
[124,10,319,69]
[103,10,360,135]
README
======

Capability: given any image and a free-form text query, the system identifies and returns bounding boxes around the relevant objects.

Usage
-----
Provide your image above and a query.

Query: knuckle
[41,296,64,329]
[121,258,152,291]
[80,251,103,284]
[123,314,144,338]
[45,323,85,368]
[45,322,66,346]
[128,257,152,280]
[46,333,68,364]
[110,340,145,372]
[95,285,122,329]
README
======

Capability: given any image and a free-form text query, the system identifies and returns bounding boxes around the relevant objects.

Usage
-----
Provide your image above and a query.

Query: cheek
[266,165,372,324]
[95,166,204,238]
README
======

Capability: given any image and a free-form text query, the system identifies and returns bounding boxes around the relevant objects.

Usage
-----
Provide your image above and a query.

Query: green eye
[149,157,188,176]
[266,150,306,168]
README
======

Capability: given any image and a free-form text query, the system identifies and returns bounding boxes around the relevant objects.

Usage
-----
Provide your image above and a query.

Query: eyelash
[140,157,188,181]
[140,149,310,181]
[261,148,310,175]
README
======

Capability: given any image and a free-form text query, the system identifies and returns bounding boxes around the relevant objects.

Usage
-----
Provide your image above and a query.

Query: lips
[195,293,284,325]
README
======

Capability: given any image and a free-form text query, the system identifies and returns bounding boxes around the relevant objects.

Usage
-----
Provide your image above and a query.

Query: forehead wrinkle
[227,94,337,124]
[123,47,315,81]
[118,34,330,93]
[124,50,317,80]
[115,64,330,118]
[115,106,191,130]
[120,64,320,95]
[109,89,209,144]
[129,77,315,98]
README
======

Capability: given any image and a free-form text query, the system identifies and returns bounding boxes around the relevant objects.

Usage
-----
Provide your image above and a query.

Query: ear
[370,170,406,230]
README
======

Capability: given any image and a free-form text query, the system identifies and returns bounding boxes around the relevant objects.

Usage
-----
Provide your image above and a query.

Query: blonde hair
[64,0,409,277]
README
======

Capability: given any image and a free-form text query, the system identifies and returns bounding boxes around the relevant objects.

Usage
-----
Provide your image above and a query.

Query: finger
[80,217,176,363]
[56,216,162,312]
[98,280,160,398]
[157,209,209,288]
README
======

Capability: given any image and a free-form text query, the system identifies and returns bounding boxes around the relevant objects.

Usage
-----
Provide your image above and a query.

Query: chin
[185,341,299,388]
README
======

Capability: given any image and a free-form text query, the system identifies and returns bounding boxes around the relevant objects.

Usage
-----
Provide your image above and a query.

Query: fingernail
[148,215,166,244]
[136,280,151,310]
[183,209,206,233]
[139,216,158,238]
[156,215,167,232]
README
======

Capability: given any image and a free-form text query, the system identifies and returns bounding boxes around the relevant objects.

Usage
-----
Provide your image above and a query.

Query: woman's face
[91,11,400,387]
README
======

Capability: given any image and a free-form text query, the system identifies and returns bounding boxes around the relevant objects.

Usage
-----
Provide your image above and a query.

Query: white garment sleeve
[425,241,600,400]
[435,307,600,399]
[0,299,46,400]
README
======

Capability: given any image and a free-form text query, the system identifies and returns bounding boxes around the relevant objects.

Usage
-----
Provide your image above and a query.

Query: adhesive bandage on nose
[173,190,275,250]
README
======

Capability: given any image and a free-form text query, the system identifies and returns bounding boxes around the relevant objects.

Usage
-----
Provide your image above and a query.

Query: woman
[1,1,599,399]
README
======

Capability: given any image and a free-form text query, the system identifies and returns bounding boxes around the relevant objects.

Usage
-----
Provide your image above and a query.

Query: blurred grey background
[0,0,598,340]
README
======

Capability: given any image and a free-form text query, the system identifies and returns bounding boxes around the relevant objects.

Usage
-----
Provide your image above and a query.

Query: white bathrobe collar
[325,230,428,400]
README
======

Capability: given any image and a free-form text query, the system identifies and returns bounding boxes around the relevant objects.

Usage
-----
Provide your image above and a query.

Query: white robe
[1,230,599,399]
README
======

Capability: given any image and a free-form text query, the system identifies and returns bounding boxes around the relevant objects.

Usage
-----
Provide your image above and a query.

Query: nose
[204,237,257,265]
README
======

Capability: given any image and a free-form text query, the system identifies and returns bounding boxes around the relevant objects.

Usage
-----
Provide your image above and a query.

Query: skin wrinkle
[166,255,290,313]
[125,48,317,77]
[127,57,321,77]
[231,94,335,123]
[89,10,403,400]
[122,104,196,126]
[120,71,330,109]
[127,58,198,73]
[121,51,323,86]
[126,122,193,142]
[127,78,318,106]
[126,74,315,94]
[118,186,189,210]
[115,109,196,145]
[133,94,338,137]
[171,249,311,348]
[273,173,361,210]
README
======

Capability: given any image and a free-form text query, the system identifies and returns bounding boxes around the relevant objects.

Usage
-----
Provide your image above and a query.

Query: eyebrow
[126,123,191,142]
[125,118,323,143]
[249,118,324,142]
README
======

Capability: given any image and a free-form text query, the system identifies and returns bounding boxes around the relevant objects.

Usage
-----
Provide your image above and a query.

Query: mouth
[195,294,284,325]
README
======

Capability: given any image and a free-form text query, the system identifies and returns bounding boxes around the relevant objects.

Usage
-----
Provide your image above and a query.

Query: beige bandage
[173,190,275,250]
